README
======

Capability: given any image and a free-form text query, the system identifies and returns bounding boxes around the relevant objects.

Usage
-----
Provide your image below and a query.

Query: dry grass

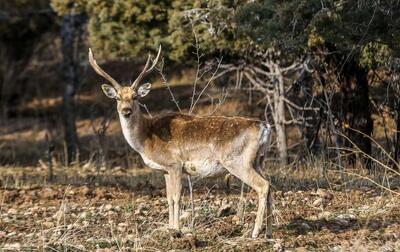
[0,160,399,251]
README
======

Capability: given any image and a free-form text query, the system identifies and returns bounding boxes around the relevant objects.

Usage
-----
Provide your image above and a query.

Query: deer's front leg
[164,174,174,228]
[164,169,182,230]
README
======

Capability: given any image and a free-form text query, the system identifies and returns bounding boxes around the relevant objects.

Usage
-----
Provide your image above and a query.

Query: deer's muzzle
[121,108,132,118]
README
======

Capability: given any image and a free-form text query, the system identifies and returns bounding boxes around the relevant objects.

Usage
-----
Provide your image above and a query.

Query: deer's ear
[137,83,151,97]
[101,84,118,99]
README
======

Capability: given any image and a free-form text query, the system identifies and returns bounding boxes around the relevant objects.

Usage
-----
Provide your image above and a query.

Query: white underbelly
[184,159,226,178]
[141,154,166,171]
[140,153,226,178]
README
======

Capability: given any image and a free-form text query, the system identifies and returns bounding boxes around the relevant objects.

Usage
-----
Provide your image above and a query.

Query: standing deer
[88,46,273,238]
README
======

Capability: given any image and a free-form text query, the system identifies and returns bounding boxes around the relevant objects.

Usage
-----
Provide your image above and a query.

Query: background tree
[52,0,171,60]
[0,0,56,118]
[59,3,86,165]
[49,0,400,168]
[234,0,400,165]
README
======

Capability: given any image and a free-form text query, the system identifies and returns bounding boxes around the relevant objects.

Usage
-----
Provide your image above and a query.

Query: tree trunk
[395,100,400,164]
[321,44,373,168]
[274,69,288,165]
[61,12,84,165]
[339,63,373,167]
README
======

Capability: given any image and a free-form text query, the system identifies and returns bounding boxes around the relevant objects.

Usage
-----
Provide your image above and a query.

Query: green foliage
[360,43,392,69]
[52,0,171,59]
[0,0,56,58]
[235,0,321,51]
[51,0,400,67]
[167,0,251,61]
[51,0,252,61]
[235,0,400,68]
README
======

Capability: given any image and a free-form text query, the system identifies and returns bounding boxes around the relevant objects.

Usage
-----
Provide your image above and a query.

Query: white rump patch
[260,123,272,145]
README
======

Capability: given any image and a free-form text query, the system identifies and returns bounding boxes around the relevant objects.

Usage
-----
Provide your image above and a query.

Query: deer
[88,45,273,238]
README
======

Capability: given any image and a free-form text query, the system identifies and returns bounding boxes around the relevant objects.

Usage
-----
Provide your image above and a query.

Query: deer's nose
[121,108,132,117]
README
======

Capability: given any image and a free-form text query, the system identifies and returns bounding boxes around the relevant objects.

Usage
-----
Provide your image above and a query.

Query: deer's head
[88,46,161,118]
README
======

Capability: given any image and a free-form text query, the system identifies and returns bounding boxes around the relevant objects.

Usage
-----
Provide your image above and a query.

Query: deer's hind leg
[164,174,174,228]
[224,162,272,238]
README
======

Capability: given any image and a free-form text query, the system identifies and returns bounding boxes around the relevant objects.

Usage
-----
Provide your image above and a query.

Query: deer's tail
[255,123,272,177]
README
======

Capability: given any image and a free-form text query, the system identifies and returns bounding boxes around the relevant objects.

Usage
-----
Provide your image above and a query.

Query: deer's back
[140,113,265,177]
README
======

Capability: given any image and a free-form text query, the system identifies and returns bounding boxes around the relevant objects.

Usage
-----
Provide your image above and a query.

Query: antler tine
[131,45,162,89]
[88,48,121,89]
[131,54,151,89]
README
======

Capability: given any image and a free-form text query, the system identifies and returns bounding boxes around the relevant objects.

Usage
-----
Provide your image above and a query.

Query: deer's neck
[118,105,148,153]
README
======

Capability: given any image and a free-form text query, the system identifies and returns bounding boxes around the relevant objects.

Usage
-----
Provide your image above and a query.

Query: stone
[104,204,113,211]
[7,208,17,215]
[42,221,54,229]
[218,203,235,217]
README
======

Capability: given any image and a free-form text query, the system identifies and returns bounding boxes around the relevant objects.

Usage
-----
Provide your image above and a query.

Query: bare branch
[190,58,223,113]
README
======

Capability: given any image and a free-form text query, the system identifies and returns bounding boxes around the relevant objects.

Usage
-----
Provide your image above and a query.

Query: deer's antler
[131,45,162,89]
[88,48,121,89]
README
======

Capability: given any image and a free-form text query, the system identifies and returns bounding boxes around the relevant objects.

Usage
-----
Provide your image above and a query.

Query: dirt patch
[1,182,399,251]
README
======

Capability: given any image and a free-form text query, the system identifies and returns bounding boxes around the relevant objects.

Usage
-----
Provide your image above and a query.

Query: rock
[3,243,21,250]
[104,204,113,211]
[336,213,357,221]
[316,188,334,201]
[301,223,311,231]
[313,198,323,207]
[181,227,192,234]
[134,203,148,215]
[76,245,85,250]
[379,244,395,252]
[117,222,128,232]
[60,203,70,214]
[273,239,284,252]
[0,231,6,238]
[80,211,89,219]
[218,203,235,217]
[335,219,349,227]
[7,231,16,237]
[180,211,191,221]
[7,208,17,215]
[80,186,91,196]
[53,210,64,224]
[232,215,240,224]
[294,247,308,252]
[42,188,57,199]
[95,249,113,252]
[42,221,54,229]
[318,211,332,220]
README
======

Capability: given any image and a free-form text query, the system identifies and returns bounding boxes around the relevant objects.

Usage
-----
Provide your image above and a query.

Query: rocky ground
[1,171,399,251]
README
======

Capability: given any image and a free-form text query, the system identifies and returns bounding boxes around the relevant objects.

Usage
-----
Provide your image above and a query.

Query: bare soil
[0,168,399,251]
